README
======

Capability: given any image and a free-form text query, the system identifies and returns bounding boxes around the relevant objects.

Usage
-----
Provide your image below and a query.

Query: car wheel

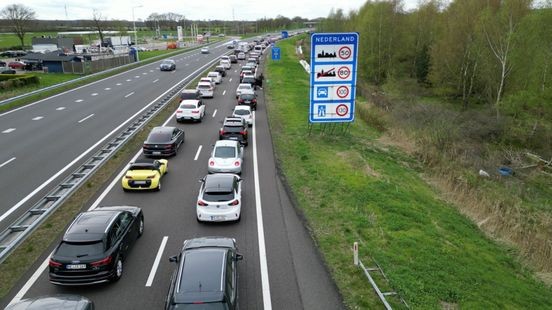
[236,214,241,223]
[112,258,123,281]
[138,216,144,237]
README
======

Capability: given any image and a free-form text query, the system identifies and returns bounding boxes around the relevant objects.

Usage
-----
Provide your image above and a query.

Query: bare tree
[0,4,36,49]
[92,9,106,46]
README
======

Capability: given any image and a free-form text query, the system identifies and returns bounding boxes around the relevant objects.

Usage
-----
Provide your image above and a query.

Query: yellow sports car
[122,159,168,191]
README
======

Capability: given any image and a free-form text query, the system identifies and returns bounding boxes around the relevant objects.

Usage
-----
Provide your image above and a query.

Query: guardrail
[0,40,225,108]
[0,52,229,264]
[353,242,409,309]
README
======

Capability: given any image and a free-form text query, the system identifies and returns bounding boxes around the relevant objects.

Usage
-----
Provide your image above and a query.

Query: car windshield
[233,109,249,116]
[56,241,104,257]
[214,146,236,158]
[203,191,235,202]
[147,132,171,143]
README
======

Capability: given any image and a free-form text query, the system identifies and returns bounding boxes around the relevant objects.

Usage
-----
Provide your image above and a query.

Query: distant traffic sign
[272,47,281,60]
[310,32,359,123]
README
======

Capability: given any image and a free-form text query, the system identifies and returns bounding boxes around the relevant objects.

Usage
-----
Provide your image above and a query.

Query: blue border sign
[272,47,281,60]
[309,32,359,123]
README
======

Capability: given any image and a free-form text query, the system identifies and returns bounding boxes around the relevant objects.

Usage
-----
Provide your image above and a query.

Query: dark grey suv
[165,237,243,310]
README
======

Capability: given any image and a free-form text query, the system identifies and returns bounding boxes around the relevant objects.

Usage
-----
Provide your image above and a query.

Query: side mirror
[236,253,243,261]
[169,255,178,263]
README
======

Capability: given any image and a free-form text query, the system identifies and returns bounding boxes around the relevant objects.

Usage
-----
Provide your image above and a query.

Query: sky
[0,0,421,21]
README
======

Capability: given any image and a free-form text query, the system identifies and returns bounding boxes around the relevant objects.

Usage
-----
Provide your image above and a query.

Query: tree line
[318,0,552,121]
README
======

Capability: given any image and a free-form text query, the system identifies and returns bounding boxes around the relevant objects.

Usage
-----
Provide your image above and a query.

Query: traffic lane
[0,47,233,223]
[252,54,345,309]
[15,62,264,309]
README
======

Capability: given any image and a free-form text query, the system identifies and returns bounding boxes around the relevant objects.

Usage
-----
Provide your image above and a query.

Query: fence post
[353,242,359,266]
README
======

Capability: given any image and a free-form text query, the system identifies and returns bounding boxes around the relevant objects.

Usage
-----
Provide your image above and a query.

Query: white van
[254,45,263,53]
[220,59,231,70]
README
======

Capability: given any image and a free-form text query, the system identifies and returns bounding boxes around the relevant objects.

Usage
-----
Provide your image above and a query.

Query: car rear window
[233,109,249,116]
[198,84,211,89]
[147,132,171,143]
[181,92,198,100]
[56,241,104,257]
[180,104,197,109]
[214,146,236,158]
[203,191,235,201]
[240,94,255,100]
[222,125,244,133]
[129,165,155,170]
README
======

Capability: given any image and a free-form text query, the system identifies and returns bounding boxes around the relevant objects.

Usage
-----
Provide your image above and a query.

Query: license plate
[229,137,238,140]
[134,181,146,185]
[153,151,161,155]
[66,264,86,270]
[211,215,226,221]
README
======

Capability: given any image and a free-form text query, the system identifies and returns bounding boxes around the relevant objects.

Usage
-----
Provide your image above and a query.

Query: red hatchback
[8,61,25,69]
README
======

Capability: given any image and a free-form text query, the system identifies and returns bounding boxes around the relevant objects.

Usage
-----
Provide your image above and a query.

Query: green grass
[265,36,552,309]
[0,73,79,101]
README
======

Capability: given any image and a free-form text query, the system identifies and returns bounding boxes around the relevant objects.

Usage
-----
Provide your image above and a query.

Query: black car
[5,295,94,310]
[180,89,201,102]
[1,69,16,74]
[143,126,185,157]
[229,55,238,63]
[237,92,257,110]
[49,206,144,285]
[215,65,227,77]
[160,59,176,71]
[219,117,248,146]
[165,237,243,310]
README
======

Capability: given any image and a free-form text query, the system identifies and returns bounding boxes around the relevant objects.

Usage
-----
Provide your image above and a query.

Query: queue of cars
[42,39,268,310]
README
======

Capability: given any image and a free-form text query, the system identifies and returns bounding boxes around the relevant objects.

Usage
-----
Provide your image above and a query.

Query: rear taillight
[90,255,112,267]
[176,109,183,113]
[240,131,247,135]
[192,110,199,114]
[229,200,239,206]
[198,200,208,206]
[209,160,215,166]
[234,161,240,167]
[239,99,244,103]
[219,129,225,135]
[252,99,257,103]
[49,259,62,268]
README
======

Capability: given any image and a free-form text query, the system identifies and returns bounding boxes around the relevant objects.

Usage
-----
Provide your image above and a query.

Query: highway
[1,45,344,309]
[0,42,231,230]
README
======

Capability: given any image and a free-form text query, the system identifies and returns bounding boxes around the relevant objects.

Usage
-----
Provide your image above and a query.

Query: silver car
[208,140,244,174]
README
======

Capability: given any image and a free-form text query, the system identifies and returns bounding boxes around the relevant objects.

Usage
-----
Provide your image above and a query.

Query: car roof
[180,99,200,106]
[238,83,252,87]
[234,105,251,111]
[207,71,219,75]
[197,82,212,86]
[181,89,199,94]
[64,210,121,242]
[5,294,94,310]
[214,140,239,148]
[204,174,236,192]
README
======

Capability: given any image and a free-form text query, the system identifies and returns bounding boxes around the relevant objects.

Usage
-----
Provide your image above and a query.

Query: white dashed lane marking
[194,145,203,161]
[117,83,123,85]
[56,107,66,111]
[153,79,159,83]
[0,157,16,169]
[78,114,95,123]
[212,109,217,117]
[91,93,98,96]
[125,92,135,98]
[229,78,232,82]
[32,116,43,121]
[105,88,111,90]
[134,76,140,78]
[142,72,147,75]
[222,90,226,96]
[2,128,15,133]
[75,99,83,103]
[126,79,132,82]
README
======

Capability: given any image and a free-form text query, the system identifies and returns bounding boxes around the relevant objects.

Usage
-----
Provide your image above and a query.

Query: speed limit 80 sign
[310,32,359,123]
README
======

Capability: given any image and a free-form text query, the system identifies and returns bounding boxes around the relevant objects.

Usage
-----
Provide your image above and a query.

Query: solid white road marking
[75,99,83,103]
[251,111,272,309]
[222,90,226,96]
[56,107,65,111]
[32,116,43,121]
[105,87,111,90]
[7,251,52,307]
[125,92,135,98]
[145,236,169,287]
[91,93,98,96]
[2,128,15,133]
[194,145,202,161]
[0,157,16,168]
[212,109,217,117]
[153,79,159,83]
[78,114,94,123]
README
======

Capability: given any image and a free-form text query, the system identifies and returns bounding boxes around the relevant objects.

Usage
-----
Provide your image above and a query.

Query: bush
[0,74,40,90]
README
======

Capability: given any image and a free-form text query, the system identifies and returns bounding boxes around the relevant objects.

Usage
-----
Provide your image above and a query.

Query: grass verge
[265,36,552,308]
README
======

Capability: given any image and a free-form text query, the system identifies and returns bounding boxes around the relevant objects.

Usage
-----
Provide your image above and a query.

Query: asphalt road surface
[2,45,344,309]
[0,42,231,231]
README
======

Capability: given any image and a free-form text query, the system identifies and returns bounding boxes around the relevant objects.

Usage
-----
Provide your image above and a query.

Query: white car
[176,99,205,122]
[208,140,243,174]
[220,59,231,70]
[220,55,230,63]
[201,47,209,54]
[236,83,254,98]
[200,77,216,89]
[207,71,222,84]
[196,173,242,222]
[196,82,214,98]
[237,52,246,60]
[232,105,253,127]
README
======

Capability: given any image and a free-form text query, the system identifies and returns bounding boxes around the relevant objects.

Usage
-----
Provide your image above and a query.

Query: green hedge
[0,74,40,90]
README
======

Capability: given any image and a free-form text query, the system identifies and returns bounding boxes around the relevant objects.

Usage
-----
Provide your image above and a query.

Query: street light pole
[132,5,143,46]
